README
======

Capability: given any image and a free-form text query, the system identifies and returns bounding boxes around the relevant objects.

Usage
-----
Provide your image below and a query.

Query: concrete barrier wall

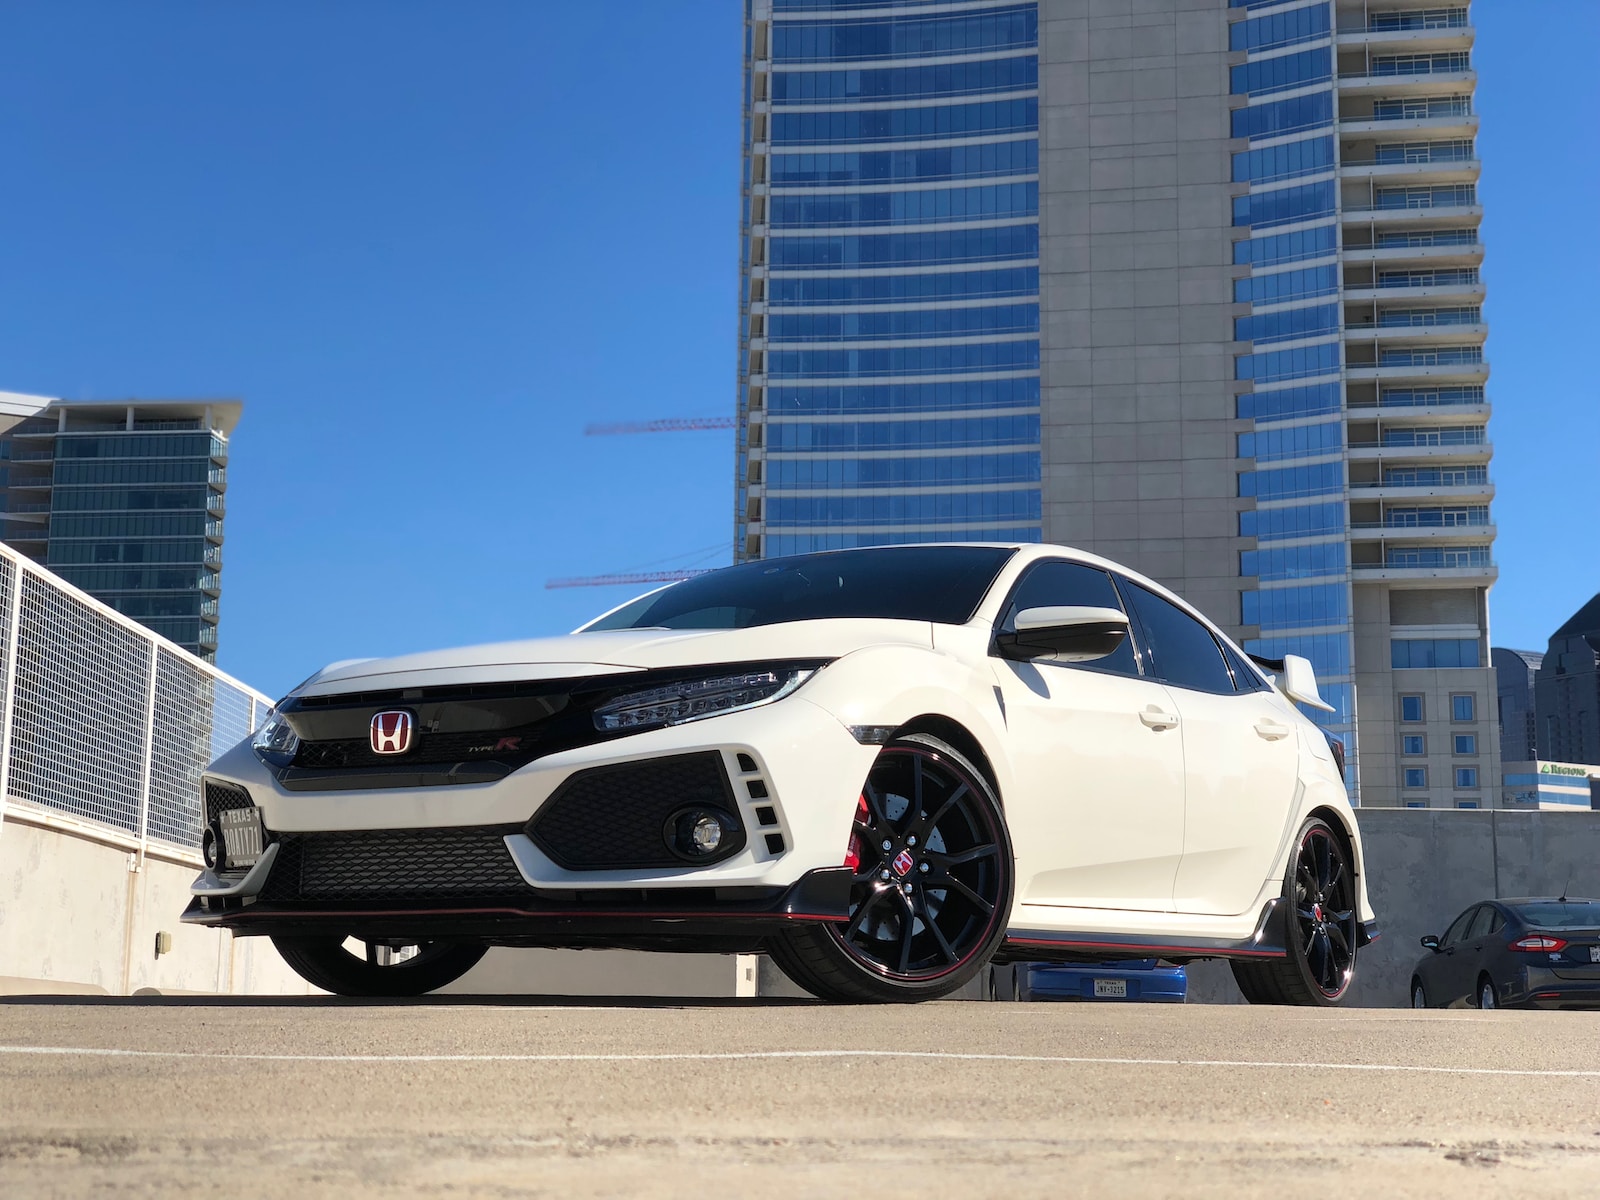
[1187,809,1600,1007]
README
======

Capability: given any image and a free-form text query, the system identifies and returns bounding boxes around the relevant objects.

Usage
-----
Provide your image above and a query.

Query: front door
[989,559,1186,912]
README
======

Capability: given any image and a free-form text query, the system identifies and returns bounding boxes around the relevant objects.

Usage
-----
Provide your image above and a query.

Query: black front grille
[528,752,743,870]
[258,826,530,902]
[204,778,254,829]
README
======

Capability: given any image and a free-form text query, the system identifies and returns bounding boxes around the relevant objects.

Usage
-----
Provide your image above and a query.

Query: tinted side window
[1121,581,1236,695]
[1441,907,1477,946]
[1000,560,1138,677]
[1222,641,1272,693]
[1466,905,1497,940]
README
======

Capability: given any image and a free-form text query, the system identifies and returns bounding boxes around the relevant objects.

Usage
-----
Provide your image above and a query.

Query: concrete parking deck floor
[1,996,1597,1198]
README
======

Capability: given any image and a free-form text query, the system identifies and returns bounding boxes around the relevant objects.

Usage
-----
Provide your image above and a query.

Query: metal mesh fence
[0,544,269,851]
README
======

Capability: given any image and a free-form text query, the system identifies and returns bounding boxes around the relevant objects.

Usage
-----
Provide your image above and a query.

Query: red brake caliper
[843,794,869,872]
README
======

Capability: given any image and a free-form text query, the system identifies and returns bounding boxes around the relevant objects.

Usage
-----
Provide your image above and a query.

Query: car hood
[294,619,937,697]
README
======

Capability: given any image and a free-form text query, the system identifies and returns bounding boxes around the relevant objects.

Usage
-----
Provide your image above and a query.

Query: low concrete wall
[1187,809,1600,1007]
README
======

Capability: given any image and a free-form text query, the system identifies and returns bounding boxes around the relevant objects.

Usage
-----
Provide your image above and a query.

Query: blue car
[991,960,1187,1002]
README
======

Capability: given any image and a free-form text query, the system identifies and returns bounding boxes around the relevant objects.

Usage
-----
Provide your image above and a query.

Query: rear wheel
[1231,817,1358,1006]
[272,935,486,997]
[770,733,1013,1003]
[1477,975,1497,1010]
[1411,978,1428,1009]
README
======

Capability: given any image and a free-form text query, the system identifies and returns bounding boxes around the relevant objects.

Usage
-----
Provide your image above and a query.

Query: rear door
[987,559,1186,912]
[1116,579,1303,917]
[1431,905,1483,1004]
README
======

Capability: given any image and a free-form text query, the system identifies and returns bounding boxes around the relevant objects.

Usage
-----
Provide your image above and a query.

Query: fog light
[202,825,223,871]
[664,806,741,863]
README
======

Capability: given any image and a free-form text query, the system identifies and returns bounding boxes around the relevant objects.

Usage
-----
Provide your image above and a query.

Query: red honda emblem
[891,848,915,877]
[370,710,415,755]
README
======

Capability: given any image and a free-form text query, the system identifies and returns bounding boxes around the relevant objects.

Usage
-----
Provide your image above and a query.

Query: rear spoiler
[1248,652,1335,713]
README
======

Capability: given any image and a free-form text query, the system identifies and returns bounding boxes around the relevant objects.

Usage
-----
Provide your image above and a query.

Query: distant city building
[735,0,1499,808]
[1535,592,1600,766]
[1492,646,1543,763]
[1501,760,1600,812]
[0,392,237,663]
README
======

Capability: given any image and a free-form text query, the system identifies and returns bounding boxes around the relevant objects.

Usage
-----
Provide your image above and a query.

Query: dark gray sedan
[1411,898,1600,1010]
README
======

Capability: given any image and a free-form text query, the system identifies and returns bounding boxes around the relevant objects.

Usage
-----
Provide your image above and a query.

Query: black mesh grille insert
[258,826,530,902]
[204,779,254,829]
[528,751,743,870]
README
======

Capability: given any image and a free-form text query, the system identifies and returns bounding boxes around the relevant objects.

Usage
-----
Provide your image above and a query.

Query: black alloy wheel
[272,935,487,997]
[1231,817,1358,1006]
[769,733,1013,1003]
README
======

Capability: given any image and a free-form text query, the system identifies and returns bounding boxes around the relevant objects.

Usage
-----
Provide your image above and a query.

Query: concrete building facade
[0,392,237,663]
[736,0,1497,807]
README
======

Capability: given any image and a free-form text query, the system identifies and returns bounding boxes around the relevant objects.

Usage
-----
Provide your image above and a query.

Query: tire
[1411,978,1428,1009]
[272,935,487,997]
[770,733,1014,1003]
[1477,975,1497,1010]
[1231,816,1358,1006]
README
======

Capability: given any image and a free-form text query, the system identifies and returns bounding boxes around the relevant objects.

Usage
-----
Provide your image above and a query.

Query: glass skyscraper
[737,0,1497,808]
[0,395,236,663]
[736,0,1043,559]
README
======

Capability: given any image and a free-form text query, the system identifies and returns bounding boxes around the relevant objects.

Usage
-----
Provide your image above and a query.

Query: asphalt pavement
[1,995,1598,1198]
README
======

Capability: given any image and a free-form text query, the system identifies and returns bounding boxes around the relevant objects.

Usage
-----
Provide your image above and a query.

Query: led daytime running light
[594,669,813,731]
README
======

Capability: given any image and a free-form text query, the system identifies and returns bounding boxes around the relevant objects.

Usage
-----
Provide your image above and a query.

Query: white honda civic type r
[186,544,1378,1003]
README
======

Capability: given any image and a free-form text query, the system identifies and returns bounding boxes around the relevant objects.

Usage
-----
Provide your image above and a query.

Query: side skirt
[995,897,1289,964]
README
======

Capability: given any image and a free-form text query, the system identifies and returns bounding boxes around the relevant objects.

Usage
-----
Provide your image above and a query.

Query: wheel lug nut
[919,862,929,873]
[907,835,917,847]
[880,869,891,881]
[881,839,893,851]
[902,883,913,895]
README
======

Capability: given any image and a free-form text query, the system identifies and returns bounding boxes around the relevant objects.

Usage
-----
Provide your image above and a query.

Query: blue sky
[0,1,1594,698]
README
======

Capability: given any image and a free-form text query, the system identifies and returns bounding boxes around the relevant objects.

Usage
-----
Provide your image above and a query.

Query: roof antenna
[1559,875,1571,904]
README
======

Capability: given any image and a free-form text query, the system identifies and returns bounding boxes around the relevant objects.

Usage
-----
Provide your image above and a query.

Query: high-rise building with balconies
[0,392,237,663]
[735,0,1496,807]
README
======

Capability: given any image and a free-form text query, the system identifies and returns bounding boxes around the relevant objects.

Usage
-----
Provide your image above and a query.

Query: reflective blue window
[772,140,1038,185]
[1376,229,1477,249]
[1378,466,1488,487]
[767,490,1042,526]
[1404,767,1428,789]
[1229,48,1331,97]
[1240,541,1347,582]
[1234,224,1337,268]
[1244,633,1353,676]
[1236,381,1342,421]
[1234,264,1338,305]
[1400,695,1425,722]
[773,7,1037,64]
[1383,545,1491,568]
[1232,136,1334,184]
[1379,346,1481,366]
[1403,735,1425,755]
[768,340,1040,378]
[1452,694,1476,721]
[1378,386,1483,406]
[766,526,1042,555]
[771,98,1037,145]
[768,413,1041,451]
[770,182,1038,228]
[1239,500,1346,541]
[1235,301,1340,345]
[772,56,1038,104]
[1230,4,1331,52]
[1238,420,1342,463]
[1233,180,1337,227]
[1235,341,1340,383]
[769,304,1039,343]
[1373,183,1475,209]
[1231,92,1333,140]
[1391,639,1481,668]
[768,376,1040,416]
[1238,461,1343,500]
[1242,583,1350,630]
[767,450,1041,488]
[769,266,1038,306]
[770,224,1037,269]
[1370,52,1470,76]
[1456,767,1479,788]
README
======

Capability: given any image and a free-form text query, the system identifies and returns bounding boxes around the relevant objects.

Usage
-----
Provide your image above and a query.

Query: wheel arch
[891,713,1003,805]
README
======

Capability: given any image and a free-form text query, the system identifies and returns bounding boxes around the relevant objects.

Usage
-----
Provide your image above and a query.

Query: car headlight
[593,668,816,732]
[251,707,301,765]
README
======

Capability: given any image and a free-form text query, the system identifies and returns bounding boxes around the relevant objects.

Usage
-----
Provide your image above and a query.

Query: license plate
[217,806,264,869]
[1093,978,1128,998]
[1589,946,1600,964]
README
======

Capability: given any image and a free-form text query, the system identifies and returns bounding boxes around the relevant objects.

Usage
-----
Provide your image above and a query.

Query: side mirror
[1419,935,1440,952]
[995,606,1130,663]
[1281,654,1335,712]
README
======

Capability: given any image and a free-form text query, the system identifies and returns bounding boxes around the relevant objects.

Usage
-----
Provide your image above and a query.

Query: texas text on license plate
[217,806,264,868]
[1093,978,1128,998]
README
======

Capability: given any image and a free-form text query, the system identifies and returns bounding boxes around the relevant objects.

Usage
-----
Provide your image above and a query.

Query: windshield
[581,546,1017,632]
[1511,900,1600,929]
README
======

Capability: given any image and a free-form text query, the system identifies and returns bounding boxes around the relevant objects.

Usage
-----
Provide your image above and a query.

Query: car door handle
[1254,718,1291,741]
[1139,706,1180,730]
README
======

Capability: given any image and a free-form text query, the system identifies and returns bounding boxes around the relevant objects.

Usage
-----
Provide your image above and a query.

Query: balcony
[1349,476,1493,503]
[1342,240,1483,267]
[1336,68,1474,97]
[1341,201,1481,226]
[1339,155,1479,185]
[1345,320,1488,345]
[1349,521,1495,543]
[1343,279,1484,304]
[1350,561,1497,583]
[1338,112,1476,140]
[1347,440,1490,464]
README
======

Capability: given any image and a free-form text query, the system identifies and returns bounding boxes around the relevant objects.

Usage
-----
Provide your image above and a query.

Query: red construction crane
[544,568,718,590]
[584,416,736,436]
